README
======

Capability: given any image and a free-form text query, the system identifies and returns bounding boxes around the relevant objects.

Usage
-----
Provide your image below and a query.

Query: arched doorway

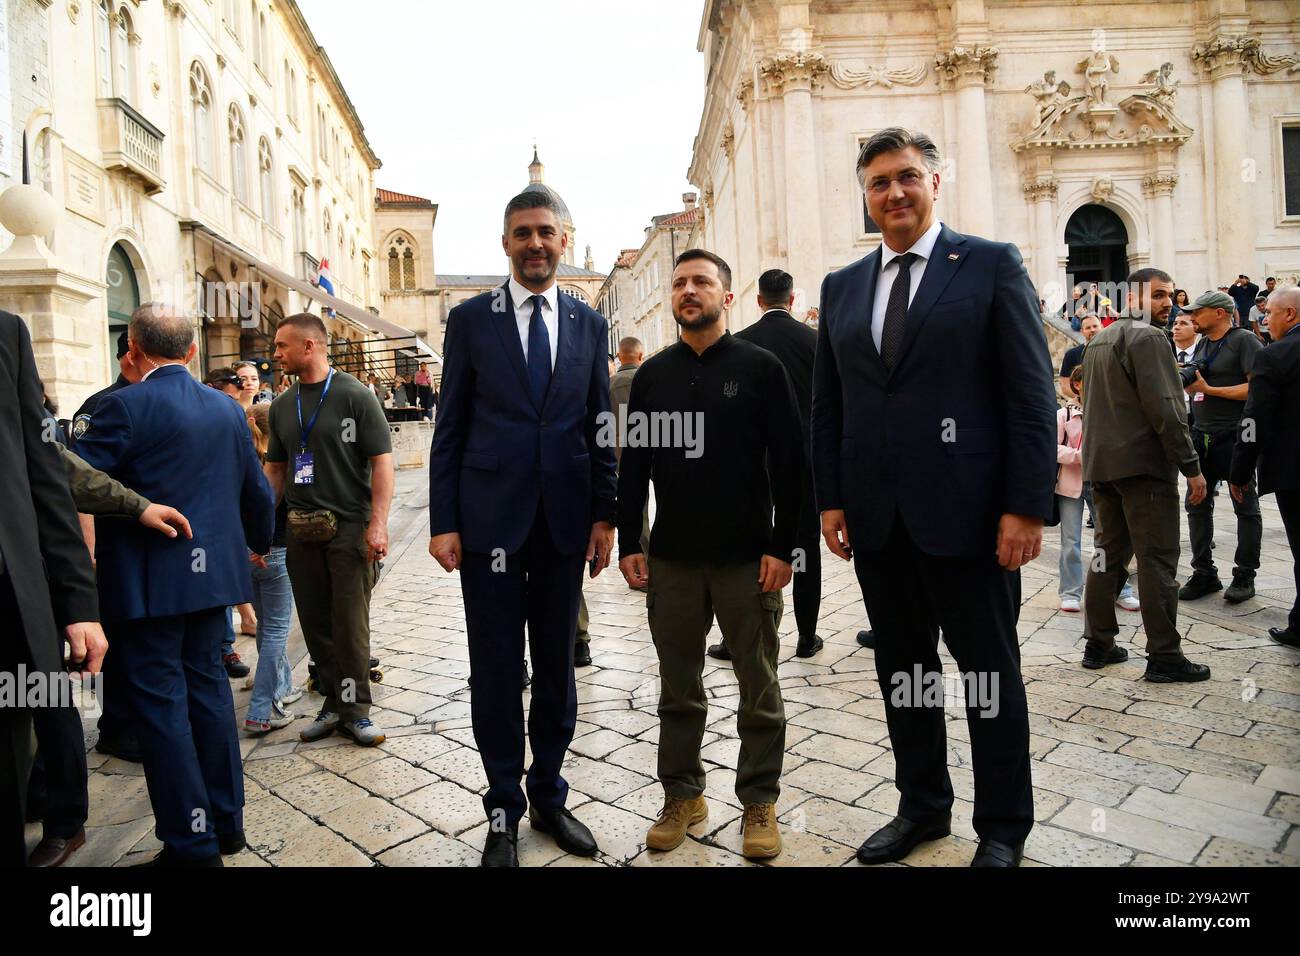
[105,242,140,341]
[1065,204,1130,287]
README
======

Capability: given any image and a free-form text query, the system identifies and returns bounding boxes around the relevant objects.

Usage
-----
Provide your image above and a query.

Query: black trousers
[1278,490,1300,634]
[461,505,583,826]
[0,573,35,866]
[852,512,1033,845]
[28,699,89,838]
[792,477,822,640]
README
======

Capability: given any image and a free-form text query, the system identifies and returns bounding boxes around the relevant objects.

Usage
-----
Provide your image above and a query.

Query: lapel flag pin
[947,253,960,260]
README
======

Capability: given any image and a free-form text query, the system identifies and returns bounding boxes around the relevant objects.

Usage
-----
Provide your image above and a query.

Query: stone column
[0,184,108,412]
[1023,177,1059,294]
[1191,34,1258,280]
[760,51,828,306]
[935,46,999,234]
[1142,172,1179,275]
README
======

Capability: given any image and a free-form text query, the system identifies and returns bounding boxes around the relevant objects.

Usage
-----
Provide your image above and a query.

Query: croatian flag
[316,258,335,297]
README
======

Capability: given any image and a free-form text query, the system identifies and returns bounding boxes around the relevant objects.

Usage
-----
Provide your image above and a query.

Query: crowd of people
[4,126,1298,870]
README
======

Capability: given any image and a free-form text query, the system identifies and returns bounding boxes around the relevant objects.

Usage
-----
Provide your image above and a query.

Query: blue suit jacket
[74,364,275,622]
[811,223,1058,557]
[429,284,618,556]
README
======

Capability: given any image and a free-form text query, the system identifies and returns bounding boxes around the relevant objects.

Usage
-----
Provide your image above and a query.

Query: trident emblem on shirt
[722,381,739,398]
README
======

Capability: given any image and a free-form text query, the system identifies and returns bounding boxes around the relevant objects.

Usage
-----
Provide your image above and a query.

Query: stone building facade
[0,0,397,413]
[597,194,700,356]
[687,0,1300,330]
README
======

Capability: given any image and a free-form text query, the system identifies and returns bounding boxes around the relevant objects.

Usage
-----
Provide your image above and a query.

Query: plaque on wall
[64,148,107,225]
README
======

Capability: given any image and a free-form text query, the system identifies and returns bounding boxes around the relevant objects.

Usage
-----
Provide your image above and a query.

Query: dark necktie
[1178,350,1189,363]
[526,294,552,406]
[880,252,917,370]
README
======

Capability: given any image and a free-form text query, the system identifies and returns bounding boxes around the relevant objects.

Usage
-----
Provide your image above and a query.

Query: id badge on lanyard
[294,369,334,485]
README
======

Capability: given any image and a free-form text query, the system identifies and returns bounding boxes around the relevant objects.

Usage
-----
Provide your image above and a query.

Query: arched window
[402,247,415,290]
[190,62,213,174]
[95,1,113,97]
[115,7,134,101]
[258,138,274,223]
[284,62,298,124]
[228,104,247,202]
[337,226,345,282]
[323,209,332,262]
[224,0,240,42]
[317,108,328,162]
[387,246,401,291]
[259,13,269,70]
[291,187,305,255]
[251,3,262,69]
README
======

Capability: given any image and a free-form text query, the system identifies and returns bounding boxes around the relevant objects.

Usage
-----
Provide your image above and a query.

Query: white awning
[189,225,441,363]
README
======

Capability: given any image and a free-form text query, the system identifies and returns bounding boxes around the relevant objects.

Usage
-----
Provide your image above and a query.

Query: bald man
[1231,287,1300,647]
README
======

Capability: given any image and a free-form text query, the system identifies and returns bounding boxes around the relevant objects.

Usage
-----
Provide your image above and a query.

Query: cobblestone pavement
[46,470,1300,867]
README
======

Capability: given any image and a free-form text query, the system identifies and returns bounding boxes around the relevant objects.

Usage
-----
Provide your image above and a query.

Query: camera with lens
[1178,359,1207,387]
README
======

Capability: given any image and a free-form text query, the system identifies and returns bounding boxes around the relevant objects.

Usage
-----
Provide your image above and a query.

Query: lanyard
[296,369,334,454]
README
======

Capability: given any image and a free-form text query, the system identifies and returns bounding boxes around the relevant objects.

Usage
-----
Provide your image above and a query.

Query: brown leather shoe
[646,795,708,851]
[27,828,85,867]
[741,803,782,859]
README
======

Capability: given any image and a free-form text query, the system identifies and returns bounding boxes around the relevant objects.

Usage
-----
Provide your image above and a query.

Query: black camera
[1178,360,1207,387]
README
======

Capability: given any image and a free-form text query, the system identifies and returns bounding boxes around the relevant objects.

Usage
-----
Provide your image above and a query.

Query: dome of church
[524,148,573,226]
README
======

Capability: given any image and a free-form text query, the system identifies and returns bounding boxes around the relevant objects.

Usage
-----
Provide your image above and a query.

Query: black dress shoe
[795,634,824,658]
[27,828,85,867]
[1081,644,1129,670]
[856,629,877,649]
[95,733,143,763]
[1270,627,1300,648]
[971,839,1023,867]
[856,814,951,865]
[481,825,519,867]
[528,806,599,857]
[1144,658,1212,683]
[706,642,732,661]
[218,830,247,855]
[574,642,592,668]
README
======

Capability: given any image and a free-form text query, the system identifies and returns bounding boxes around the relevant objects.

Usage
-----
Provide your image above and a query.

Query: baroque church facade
[687,0,1300,328]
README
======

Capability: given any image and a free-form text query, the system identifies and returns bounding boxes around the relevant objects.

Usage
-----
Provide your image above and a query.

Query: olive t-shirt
[267,370,392,522]
[1189,328,1263,434]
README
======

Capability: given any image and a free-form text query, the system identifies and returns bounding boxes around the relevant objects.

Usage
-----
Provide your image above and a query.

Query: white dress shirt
[509,277,558,371]
[871,218,944,352]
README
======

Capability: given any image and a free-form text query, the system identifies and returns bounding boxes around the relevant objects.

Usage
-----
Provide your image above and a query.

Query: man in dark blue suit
[429,190,618,867]
[76,303,274,866]
[812,129,1057,867]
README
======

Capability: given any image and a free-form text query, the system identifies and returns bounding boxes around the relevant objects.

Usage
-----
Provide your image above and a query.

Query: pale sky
[298,0,706,276]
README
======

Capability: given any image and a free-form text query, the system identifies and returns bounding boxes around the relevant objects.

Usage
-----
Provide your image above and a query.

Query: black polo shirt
[615,332,803,565]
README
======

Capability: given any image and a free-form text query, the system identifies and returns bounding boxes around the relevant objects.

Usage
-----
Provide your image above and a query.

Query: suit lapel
[852,250,885,372]
[891,224,968,375]
[489,281,539,412]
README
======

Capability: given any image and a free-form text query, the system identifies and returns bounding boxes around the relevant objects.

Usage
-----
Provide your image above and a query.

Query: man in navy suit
[428,190,618,867]
[76,303,274,866]
[812,129,1057,867]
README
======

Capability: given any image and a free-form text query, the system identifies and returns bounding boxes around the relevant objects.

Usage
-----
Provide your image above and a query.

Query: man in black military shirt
[617,249,802,860]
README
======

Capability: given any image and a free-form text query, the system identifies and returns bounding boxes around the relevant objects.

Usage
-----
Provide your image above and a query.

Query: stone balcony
[96,98,166,195]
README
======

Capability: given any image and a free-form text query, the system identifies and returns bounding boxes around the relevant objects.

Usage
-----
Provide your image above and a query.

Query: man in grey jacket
[1080,267,1210,682]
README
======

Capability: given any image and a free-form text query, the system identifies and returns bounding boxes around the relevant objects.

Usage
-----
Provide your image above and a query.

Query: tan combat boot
[646,795,708,851]
[741,803,782,859]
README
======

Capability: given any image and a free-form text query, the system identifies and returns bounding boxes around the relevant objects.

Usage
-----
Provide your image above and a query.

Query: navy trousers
[108,606,243,858]
[853,512,1034,845]
[460,506,583,826]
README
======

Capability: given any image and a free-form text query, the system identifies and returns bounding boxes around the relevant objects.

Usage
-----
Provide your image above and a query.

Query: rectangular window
[1284,124,1300,217]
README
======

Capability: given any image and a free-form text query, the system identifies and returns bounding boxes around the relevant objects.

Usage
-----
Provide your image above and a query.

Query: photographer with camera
[1179,290,1265,605]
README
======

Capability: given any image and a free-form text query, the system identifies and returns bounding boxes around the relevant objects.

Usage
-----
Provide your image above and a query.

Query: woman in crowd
[1057,367,1139,613]
[242,403,303,733]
